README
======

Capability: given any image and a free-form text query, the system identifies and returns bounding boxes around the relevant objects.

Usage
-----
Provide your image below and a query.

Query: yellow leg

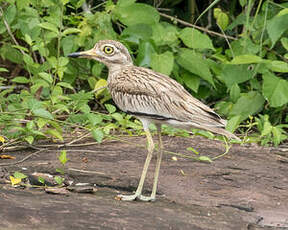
[150,125,163,199]
[117,122,155,201]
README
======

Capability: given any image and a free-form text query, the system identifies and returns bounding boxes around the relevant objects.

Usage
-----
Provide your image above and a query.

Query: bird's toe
[116,194,138,201]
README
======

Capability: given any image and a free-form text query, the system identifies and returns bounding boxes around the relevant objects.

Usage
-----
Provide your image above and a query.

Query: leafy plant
[9,171,27,186]
[56,150,68,175]
[0,0,287,147]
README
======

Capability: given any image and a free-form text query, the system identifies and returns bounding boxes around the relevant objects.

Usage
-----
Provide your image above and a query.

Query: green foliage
[256,115,288,146]
[54,175,65,185]
[58,150,68,165]
[0,0,288,147]
[56,150,68,175]
[13,171,27,179]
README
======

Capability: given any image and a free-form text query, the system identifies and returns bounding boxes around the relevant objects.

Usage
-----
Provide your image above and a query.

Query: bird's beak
[67,48,97,59]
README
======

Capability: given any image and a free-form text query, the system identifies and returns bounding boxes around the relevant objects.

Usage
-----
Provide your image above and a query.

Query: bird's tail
[202,125,241,141]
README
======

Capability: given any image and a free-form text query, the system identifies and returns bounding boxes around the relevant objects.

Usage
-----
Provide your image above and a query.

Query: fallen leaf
[0,154,16,159]
[10,176,21,186]
[0,136,5,143]
[114,195,122,201]
[171,156,178,161]
[180,169,186,176]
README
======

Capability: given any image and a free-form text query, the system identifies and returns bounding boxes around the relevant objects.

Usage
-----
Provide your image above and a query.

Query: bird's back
[106,65,240,140]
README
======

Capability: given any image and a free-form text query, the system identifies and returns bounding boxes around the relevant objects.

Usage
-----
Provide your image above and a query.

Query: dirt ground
[0,136,287,230]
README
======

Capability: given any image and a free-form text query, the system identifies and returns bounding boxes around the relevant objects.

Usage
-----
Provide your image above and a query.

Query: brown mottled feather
[108,66,238,140]
[70,40,239,140]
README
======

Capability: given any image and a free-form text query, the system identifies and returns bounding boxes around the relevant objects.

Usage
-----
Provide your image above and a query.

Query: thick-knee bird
[68,40,239,201]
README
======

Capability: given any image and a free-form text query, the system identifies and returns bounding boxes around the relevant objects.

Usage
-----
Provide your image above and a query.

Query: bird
[68,40,240,202]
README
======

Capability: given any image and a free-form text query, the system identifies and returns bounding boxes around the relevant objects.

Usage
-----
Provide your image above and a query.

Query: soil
[0,136,288,230]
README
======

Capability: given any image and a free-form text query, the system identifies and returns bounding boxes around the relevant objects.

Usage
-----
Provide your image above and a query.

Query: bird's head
[68,40,133,67]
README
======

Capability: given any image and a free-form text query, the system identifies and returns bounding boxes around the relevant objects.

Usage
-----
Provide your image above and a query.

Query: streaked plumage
[68,40,239,202]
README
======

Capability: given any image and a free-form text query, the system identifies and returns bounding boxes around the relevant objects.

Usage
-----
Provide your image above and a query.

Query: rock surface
[0,136,287,230]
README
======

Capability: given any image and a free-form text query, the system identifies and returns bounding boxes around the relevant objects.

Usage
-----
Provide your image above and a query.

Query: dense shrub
[0,0,287,146]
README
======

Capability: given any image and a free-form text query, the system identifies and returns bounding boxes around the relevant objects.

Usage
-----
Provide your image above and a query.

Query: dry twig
[0,149,45,166]
[0,6,25,55]
[159,12,237,41]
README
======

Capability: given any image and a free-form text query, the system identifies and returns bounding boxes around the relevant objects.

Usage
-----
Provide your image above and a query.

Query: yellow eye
[103,45,114,54]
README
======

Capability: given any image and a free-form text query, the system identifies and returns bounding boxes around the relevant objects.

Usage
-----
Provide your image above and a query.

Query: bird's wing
[108,66,226,127]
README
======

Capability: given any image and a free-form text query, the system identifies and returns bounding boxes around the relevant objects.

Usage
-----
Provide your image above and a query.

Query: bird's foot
[137,194,156,202]
[116,193,155,202]
[116,193,138,201]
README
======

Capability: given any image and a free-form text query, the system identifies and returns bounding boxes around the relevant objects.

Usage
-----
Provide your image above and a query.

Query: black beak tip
[67,52,81,58]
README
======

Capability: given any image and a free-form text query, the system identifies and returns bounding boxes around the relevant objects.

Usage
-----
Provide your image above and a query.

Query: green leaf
[54,176,65,185]
[24,34,33,46]
[262,72,288,107]
[26,98,42,110]
[112,113,123,122]
[36,118,48,129]
[214,8,229,30]
[13,171,27,179]
[230,55,263,64]
[62,36,75,56]
[58,150,68,165]
[277,8,288,17]
[261,119,272,137]
[58,57,69,67]
[198,156,212,163]
[0,67,8,72]
[226,115,242,133]
[280,37,288,51]
[182,72,200,93]
[117,0,136,7]
[23,54,34,66]
[135,40,155,67]
[267,14,288,48]
[92,129,104,143]
[25,136,34,145]
[271,126,282,146]
[12,77,30,84]
[186,147,199,155]
[47,129,63,141]
[56,168,65,175]
[179,28,215,50]
[230,91,265,119]
[121,24,152,44]
[151,23,178,46]
[12,45,29,53]
[32,108,54,120]
[116,3,159,26]
[57,82,74,90]
[105,104,116,113]
[239,0,247,7]
[266,61,288,73]
[150,51,174,75]
[94,79,107,97]
[26,121,35,130]
[87,113,103,126]
[62,28,81,36]
[220,64,254,88]
[39,72,53,84]
[0,44,22,64]
[4,4,16,24]
[39,22,59,33]
[177,49,214,86]
[230,83,240,103]
[38,177,45,184]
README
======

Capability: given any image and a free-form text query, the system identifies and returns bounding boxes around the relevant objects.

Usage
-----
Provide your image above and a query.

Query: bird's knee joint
[147,143,155,154]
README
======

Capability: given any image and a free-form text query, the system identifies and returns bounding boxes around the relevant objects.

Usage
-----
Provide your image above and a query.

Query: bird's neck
[107,63,133,75]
